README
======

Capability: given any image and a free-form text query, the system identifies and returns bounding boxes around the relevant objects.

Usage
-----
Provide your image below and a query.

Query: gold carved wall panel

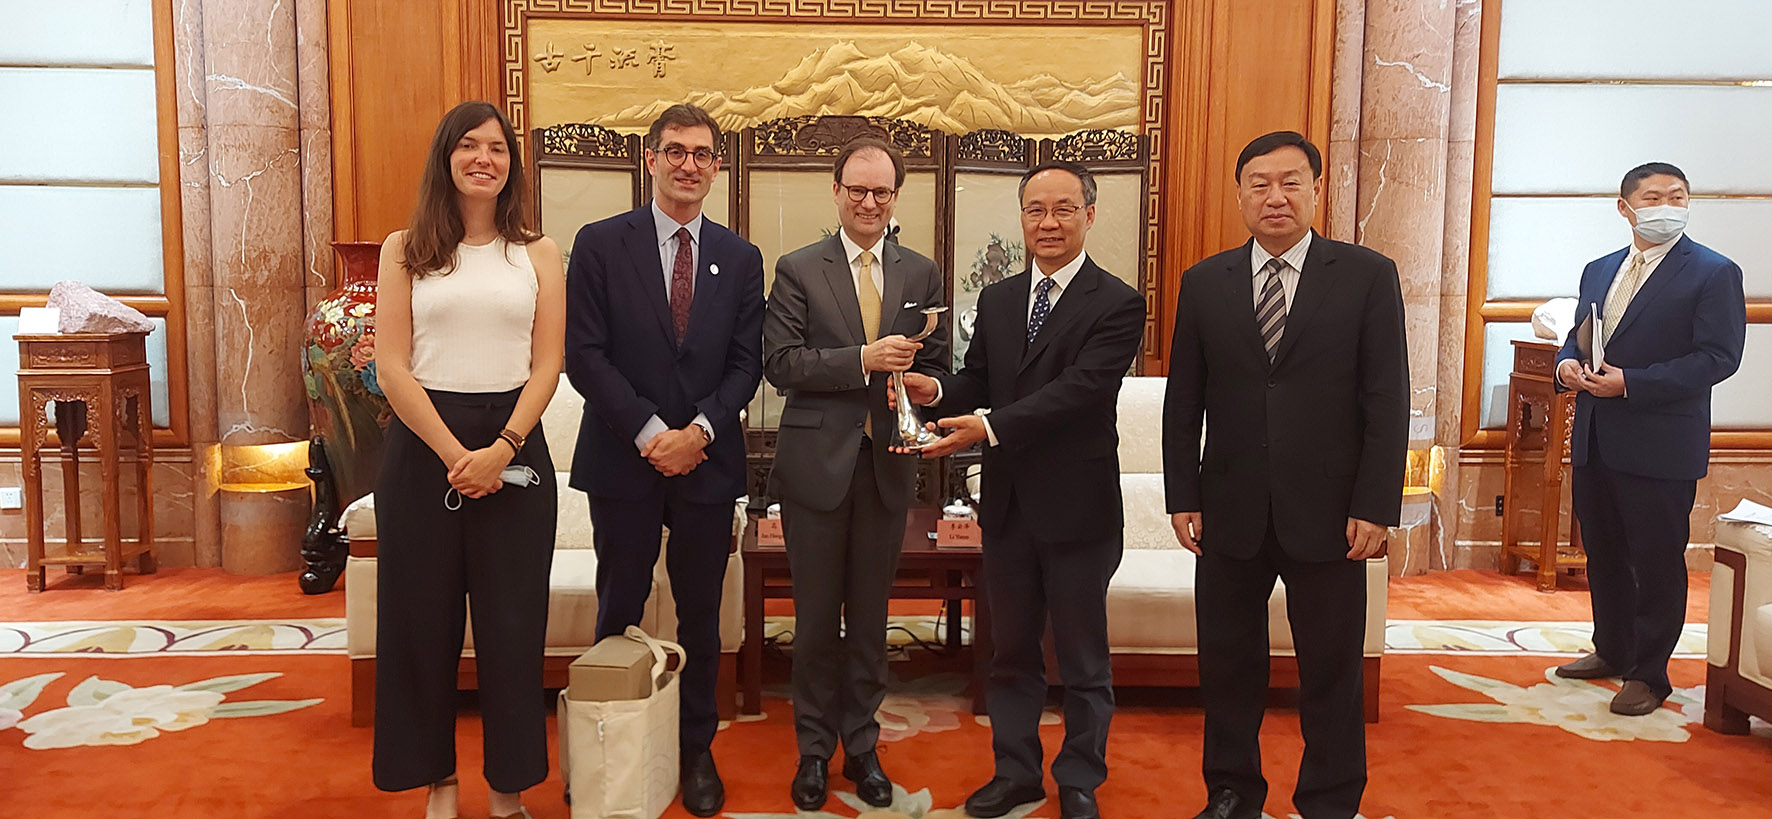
[501,0,1170,351]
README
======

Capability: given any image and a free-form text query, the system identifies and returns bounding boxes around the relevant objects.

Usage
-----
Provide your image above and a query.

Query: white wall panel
[1499,1,1772,81]
[1712,324,1772,430]
[1480,323,1543,430]
[1492,85,1772,196]
[0,186,163,293]
[1488,198,1772,301]
[0,68,159,184]
[0,1,154,67]
[0,316,169,428]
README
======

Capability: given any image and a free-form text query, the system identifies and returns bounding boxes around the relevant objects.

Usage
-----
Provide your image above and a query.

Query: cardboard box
[567,635,657,702]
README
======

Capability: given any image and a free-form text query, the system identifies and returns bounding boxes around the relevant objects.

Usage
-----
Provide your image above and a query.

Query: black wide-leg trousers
[372,388,556,794]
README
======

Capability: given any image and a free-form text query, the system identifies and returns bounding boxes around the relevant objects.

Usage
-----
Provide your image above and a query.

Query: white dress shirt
[635,200,713,451]
[1250,231,1310,311]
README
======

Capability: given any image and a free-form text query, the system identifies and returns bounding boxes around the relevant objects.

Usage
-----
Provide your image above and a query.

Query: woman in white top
[371,100,565,819]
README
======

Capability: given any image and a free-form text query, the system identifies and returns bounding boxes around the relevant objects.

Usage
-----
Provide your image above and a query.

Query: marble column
[202,0,309,574]
[175,0,222,568]
[1433,0,1484,567]
[297,0,334,311]
[1349,0,1457,574]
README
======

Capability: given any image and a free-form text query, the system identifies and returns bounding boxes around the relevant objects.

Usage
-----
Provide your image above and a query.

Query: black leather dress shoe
[1555,653,1621,679]
[1192,788,1259,819]
[791,755,829,811]
[842,751,894,807]
[1058,786,1100,819]
[681,750,725,817]
[964,777,1045,818]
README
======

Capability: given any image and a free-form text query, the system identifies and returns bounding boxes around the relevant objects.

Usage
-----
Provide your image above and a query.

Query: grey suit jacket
[762,234,950,512]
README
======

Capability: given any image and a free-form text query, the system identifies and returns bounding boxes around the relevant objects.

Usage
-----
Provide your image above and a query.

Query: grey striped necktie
[1256,258,1288,363]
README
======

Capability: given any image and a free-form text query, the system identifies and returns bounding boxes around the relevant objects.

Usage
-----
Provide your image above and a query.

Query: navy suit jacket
[564,206,765,503]
[1555,235,1745,482]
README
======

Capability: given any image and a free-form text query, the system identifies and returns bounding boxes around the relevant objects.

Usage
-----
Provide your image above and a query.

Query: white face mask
[1626,203,1688,245]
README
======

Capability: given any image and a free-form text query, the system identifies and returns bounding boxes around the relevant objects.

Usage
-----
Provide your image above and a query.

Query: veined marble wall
[0,0,330,572]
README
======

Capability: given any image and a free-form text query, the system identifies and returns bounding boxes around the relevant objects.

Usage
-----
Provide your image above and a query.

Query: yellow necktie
[1601,252,1646,345]
[858,250,880,437]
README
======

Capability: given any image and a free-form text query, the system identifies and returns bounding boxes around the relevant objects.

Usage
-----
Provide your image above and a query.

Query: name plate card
[756,518,785,547]
[935,519,981,549]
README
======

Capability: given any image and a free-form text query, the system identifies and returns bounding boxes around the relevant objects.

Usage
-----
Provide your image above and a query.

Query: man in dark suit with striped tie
[1164,131,1409,819]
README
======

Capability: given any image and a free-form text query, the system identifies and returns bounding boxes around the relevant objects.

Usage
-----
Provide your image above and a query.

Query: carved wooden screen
[947,129,1037,371]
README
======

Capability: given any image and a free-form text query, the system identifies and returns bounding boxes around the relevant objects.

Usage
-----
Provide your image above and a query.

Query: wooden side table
[15,332,157,591]
[1499,340,1584,592]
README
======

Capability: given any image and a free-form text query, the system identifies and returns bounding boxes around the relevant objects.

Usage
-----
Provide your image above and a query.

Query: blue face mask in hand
[443,466,542,510]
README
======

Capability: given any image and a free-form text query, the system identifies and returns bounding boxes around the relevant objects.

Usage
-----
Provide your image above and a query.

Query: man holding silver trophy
[761,137,950,811]
[898,161,1145,819]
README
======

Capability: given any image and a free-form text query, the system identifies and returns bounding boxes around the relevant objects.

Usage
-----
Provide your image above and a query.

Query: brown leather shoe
[1555,653,1620,679]
[1610,680,1666,716]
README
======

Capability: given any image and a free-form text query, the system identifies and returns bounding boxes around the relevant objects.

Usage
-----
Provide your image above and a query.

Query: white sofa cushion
[1116,377,1166,474]
[1714,521,1772,685]
[1106,549,1387,656]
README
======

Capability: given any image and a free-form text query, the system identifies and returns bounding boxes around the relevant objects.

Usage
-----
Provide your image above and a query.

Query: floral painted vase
[302,241,390,509]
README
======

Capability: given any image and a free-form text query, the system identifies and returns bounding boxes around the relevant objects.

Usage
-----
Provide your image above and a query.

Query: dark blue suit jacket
[564,206,764,503]
[1555,235,1745,482]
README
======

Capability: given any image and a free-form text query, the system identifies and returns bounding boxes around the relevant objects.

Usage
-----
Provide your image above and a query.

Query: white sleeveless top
[408,238,538,392]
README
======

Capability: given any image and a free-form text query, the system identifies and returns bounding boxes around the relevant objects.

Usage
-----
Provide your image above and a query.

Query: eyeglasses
[1021,205,1083,222]
[844,186,898,204]
[659,145,718,169]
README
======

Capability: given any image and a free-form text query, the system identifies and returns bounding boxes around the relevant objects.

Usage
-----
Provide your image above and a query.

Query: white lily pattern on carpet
[0,671,322,749]
[723,783,1049,818]
[1409,665,1703,742]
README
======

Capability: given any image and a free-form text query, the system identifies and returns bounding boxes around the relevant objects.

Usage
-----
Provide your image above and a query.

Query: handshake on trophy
[891,305,948,450]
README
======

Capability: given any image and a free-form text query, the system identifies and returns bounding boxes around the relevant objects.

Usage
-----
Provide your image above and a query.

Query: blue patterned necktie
[1027,275,1056,342]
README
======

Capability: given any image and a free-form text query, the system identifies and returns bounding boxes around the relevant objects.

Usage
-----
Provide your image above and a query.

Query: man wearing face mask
[1553,162,1745,716]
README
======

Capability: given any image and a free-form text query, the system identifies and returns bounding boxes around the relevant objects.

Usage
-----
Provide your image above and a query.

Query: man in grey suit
[762,137,949,811]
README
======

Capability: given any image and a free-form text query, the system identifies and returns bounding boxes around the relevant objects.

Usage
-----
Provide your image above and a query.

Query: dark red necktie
[670,226,694,341]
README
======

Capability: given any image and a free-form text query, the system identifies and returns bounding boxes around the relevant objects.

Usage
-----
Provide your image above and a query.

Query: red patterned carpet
[1,567,1765,819]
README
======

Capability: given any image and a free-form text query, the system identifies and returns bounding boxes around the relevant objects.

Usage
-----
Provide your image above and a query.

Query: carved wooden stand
[1499,340,1584,592]
[15,332,156,591]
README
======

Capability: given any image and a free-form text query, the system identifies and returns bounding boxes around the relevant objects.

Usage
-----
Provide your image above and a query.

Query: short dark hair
[1235,130,1322,181]
[1620,162,1689,199]
[1018,160,1097,206]
[832,137,906,188]
[645,103,722,151]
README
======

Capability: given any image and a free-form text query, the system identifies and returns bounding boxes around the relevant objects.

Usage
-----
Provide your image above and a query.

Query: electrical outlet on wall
[0,487,22,511]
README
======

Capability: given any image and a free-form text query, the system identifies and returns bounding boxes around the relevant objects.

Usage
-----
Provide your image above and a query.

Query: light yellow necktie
[857,250,880,436]
[1601,252,1646,345]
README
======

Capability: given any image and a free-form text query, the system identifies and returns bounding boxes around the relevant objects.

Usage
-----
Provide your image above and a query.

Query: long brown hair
[402,101,537,276]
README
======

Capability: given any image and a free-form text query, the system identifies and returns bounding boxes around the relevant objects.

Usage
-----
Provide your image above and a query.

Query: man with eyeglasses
[898,161,1144,819]
[762,136,948,811]
[563,103,764,817]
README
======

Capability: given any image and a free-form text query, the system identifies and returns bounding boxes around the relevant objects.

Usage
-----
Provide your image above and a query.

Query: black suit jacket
[563,206,765,504]
[1555,235,1745,481]
[762,235,949,511]
[1163,233,1409,562]
[940,256,1146,544]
